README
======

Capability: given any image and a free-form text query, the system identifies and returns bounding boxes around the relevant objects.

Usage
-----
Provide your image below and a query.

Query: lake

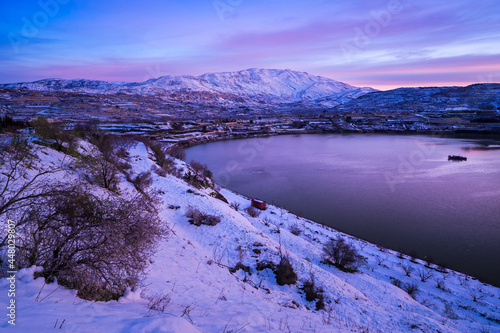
[185,134,500,286]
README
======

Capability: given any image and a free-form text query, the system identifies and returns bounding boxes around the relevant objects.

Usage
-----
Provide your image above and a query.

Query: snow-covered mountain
[0,69,376,106]
[334,84,500,113]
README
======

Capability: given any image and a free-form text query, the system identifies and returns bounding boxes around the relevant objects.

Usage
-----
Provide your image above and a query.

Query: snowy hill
[1,139,499,332]
[334,84,500,113]
[0,69,376,107]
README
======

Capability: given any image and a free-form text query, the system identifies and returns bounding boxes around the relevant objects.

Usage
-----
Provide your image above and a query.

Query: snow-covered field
[1,141,499,332]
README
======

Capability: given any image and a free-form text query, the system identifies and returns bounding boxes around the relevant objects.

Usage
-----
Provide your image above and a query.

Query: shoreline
[163,128,500,153]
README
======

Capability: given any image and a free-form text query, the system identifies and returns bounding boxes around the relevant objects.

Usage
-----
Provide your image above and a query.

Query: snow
[0,69,373,105]
[1,140,500,332]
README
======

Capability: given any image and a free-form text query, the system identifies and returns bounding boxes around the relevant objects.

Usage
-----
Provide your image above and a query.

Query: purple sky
[1,0,499,90]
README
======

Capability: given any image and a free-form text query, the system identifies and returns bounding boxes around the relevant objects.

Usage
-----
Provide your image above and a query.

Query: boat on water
[448,155,467,161]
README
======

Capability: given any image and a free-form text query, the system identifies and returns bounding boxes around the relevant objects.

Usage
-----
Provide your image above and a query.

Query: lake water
[185,134,500,286]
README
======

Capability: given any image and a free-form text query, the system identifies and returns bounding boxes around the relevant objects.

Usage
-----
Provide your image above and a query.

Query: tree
[0,115,29,132]
[32,116,74,151]
[80,132,121,191]
[17,186,163,301]
[170,146,186,161]
[323,237,362,270]
[0,134,66,248]
[189,160,212,179]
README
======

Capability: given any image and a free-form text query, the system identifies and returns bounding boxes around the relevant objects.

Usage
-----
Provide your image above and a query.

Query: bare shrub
[469,288,486,302]
[133,171,153,191]
[289,224,302,236]
[115,147,129,159]
[80,152,119,190]
[403,282,420,299]
[189,160,213,179]
[391,278,403,289]
[32,116,75,152]
[436,278,449,292]
[323,237,362,271]
[185,206,221,226]
[77,132,126,191]
[230,202,240,211]
[147,141,176,174]
[148,293,171,313]
[0,134,65,221]
[183,161,215,189]
[443,304,458,319]
[256,260,275,271]
[245,206,260,218]
[170,146,186,161]
[274,254,297,286]
[401,263,414,277]
[229,262,251,275]
[301,273,325,310]
[17,187,163,301]
[418,268,433,282]
[375,256,386,266]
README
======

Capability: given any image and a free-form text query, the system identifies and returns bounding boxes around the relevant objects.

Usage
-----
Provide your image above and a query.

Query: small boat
[448,155,467,161]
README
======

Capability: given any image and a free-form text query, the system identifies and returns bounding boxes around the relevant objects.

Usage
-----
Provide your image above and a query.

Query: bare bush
[301,273,325,310]
[170,146,186,161]
[32,116,75,152]
[77,132,127,191]
[375,256,386,266]
[133,171,153,191]
[469,288,486,302]
[230,202,240,211]
[148,293,171,313]
[401,263,414,277]
[443,304,458,319]
[403,282,420,299]
[274,253,297,286]
[418,268,434,282]
[147,141,176,174]
[391,278,403,289]
[0,134,67,249]
[185,206,221,226]
[245,206,260,218]
[323,237,362,271]
[80,152,119,190]
[17,187,163,301]
[189,160,213,179]
[116,147,129,159]
[436,278,448,292]
[289,224,302,236]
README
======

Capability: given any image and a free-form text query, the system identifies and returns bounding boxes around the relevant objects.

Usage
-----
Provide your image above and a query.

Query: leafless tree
[32,116,75,151]
[0,135,67,247]
[17,186,164,300]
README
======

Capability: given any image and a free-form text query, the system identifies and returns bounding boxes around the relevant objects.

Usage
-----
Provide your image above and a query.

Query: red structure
[251,199,267,210]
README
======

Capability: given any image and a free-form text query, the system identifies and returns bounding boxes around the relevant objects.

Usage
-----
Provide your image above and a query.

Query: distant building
[251,199,267,210]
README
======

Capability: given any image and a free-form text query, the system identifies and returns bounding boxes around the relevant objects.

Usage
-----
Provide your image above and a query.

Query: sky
[0,0,499,90]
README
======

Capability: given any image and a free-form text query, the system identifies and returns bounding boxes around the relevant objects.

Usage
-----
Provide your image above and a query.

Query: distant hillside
[0,69,376,108]
[334,84,500,113]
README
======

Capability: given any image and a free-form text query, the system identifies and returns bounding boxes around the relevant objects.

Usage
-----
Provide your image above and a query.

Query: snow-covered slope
[334,84,500,112]
[0,69,375,106]
[1,141,499,332]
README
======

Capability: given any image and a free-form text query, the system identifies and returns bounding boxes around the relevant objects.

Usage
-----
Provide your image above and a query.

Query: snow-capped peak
[0,69,375,105]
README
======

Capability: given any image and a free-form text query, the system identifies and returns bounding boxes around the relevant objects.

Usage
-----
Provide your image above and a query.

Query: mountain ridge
[0,68,377,107]
[333,83,500,113]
